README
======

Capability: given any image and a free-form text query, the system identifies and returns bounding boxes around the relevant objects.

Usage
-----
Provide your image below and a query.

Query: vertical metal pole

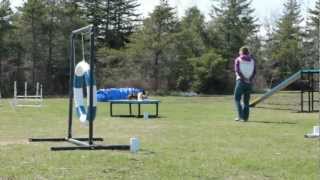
[311,73,314,111]
[88,27,95,145]
[318,14,320,124]
[25,81,27,97]
[68,34,75,139]
[301,90,303,112]
[308,73,311,112]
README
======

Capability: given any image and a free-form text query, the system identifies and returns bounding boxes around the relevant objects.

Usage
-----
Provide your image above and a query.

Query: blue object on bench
[97,88,144,102]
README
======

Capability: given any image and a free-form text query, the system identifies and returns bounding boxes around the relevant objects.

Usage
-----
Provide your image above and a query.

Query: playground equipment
[13,81,43,107]
[29,25,131,151]
[250,69,319,112]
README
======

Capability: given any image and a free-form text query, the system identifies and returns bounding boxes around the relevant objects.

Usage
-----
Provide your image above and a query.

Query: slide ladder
[250,71,301,107]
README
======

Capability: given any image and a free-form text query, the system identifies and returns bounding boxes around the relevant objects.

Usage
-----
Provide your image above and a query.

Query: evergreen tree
[190,50,228,93]
[172,7,206,91]
[49,0,85,94]
[209,0,258,60]
[84,0,103,27]
[109,0,140,48]
[83,0,140,48]
[134,0,178,91]
[0,0,12,95]
[305,0,320,68]
[18,0,47,85]
[270,0,304,78]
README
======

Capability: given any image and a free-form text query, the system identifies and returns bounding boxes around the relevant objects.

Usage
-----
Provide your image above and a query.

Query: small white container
[143,112,149,120]
[137,92,143,101]
[313,126,320,135]
[130,137,140,153]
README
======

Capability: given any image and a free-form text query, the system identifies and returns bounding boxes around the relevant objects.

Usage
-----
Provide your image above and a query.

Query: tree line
[0,0,319,97]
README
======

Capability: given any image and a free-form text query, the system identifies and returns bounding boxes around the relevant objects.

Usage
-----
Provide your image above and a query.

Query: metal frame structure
[13,81,43,107]
[300,70,319,113]
[250,69,319,113]
[304,19,320,138]
[29,25,130,151]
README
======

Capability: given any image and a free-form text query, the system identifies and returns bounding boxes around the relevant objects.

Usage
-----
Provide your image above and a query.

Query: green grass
[0,95,318,180]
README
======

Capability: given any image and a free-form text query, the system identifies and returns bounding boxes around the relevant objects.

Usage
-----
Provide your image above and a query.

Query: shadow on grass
[254,106,319,114]
[109,115,167,120]
[139,149,156,155]
[253,106,297,111]
[248,120,297,125]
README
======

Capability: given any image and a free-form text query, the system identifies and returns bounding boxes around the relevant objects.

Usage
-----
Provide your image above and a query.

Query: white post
[36,82,39,96]
[24,82,27,97]
[40,84,43,98]
[14,81,17,106]
[14,81,17,97]
[40,84,43,107]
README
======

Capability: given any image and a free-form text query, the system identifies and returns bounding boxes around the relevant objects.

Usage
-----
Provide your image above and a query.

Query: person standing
[234,46,256,122]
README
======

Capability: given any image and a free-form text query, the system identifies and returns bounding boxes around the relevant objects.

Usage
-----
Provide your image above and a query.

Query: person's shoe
[235,117,241,121]
[241,119,248,122]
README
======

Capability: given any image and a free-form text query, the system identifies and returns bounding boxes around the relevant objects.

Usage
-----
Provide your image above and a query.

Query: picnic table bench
[109,99,160,118]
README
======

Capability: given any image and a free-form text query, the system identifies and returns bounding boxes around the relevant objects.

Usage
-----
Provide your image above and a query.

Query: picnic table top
[109,99,160,104]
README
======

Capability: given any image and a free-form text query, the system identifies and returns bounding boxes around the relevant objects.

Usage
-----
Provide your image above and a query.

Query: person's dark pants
[234,80,252,121]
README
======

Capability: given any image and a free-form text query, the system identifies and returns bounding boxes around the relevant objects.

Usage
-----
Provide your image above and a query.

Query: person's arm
[234,58,245,80]
[249,59,256,82]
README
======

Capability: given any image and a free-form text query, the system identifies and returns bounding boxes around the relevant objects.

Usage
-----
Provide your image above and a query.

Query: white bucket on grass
[143,112,149,120]
[130,137,140,153]
[313,126,320,136]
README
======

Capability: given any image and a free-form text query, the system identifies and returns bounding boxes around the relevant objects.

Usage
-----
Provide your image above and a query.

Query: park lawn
[0,96,318,180]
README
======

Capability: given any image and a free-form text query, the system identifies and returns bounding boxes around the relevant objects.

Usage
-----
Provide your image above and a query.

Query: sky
[10,0,317,23]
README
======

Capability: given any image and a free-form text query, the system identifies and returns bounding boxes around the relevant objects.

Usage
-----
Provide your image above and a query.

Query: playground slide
[250,71,301,107]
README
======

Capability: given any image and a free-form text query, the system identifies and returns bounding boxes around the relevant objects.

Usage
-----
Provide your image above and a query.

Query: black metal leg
[308,91,311,112]
[110,103,113,116]
[301,91,303,112]
[311,90,314,112]
[156,103,159,117]
[129,103,132,116]
[138,104,141,117]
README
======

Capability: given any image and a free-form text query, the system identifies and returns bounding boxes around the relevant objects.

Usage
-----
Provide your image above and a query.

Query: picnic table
[109,99,160,118]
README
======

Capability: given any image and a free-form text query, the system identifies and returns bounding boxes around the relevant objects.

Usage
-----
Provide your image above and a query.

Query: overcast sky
[10,0,317,23]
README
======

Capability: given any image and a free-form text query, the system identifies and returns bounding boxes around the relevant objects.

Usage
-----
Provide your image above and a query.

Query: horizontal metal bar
[72,24,94,34]
[15,105,42,107]
[68,138,90,146]
[29,138,67,142]
[111,115,158,118]
[51,145,131,151]
[29,137,104,142]
[73,137,104,141]
[16,96,42,98]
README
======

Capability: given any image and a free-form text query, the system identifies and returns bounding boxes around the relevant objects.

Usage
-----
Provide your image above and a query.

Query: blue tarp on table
[97,88,143,102]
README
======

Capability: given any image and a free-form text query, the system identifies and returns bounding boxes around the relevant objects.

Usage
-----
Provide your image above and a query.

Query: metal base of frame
[29,137,130,151]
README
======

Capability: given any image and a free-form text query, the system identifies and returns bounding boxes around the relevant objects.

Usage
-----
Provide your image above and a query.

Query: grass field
[0,95,319,180]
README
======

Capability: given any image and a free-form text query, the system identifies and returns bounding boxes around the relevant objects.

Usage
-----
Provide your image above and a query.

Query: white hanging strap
[81,33,85,62]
